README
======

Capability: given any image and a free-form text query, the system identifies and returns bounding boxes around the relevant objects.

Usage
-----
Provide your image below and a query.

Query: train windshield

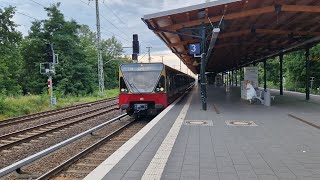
[121,64,163,93]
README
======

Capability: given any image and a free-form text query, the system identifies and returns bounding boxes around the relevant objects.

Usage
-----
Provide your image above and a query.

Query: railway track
[0,103,118,151]
[0,115,148,180]
[39,120,147,180]
[0,97,118,128]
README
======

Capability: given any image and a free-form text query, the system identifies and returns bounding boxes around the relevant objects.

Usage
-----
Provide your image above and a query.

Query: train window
[120,64,164,93]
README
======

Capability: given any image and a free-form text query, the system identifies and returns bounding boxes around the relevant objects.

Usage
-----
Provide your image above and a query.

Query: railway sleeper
[13,168,39,179]
[1,140,15,143]
[65,169,92,174]
[26,132,40,136]
[30,139,39,142]
[29,131,44,134]
[10,137,25,140]
[76,163,100,167]
[91,152,107,156]
[49,124,61,128]
[12,146,23,149]
[39,128,53,131]
[84,157,106,161]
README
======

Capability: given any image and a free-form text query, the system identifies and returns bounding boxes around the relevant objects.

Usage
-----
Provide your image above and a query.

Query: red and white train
[119,63,194,117]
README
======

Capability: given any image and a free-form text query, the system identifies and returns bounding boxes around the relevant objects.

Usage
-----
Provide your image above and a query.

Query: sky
[0,0,213,75]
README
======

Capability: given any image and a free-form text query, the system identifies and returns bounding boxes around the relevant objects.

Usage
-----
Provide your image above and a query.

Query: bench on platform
[249,89,275,104]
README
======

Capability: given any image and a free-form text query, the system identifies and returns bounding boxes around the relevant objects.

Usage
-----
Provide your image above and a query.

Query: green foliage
[0,92,5,114]
[0,89,119,120]
[0,6,23,95]
[256,44,320,94]
[18,4,129,95]
[283,51,306,90]
[0,3,132,119]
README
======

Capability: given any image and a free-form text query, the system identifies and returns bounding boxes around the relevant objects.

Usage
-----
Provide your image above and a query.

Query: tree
[0,6,23,95]
[21,3,96,95]
[101,36,126,89]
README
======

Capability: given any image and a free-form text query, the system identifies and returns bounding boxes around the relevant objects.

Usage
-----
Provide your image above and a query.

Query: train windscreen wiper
[129,83,140,93]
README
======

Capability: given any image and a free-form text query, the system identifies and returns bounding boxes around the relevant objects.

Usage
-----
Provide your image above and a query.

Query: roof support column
[264,59,267,91]
[305,47,310,100]
[235,69,238,87]
[279,53,284,95]
[200,26,207,111]
[228,71,231,85]
[231,70,234,86]
[240,67,243,82]
[222,73,224,86]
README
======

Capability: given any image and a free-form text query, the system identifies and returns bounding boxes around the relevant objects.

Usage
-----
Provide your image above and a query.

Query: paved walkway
[85,86,320,180]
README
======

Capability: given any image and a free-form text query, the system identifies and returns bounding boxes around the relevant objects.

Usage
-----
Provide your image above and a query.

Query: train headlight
[156,88,160,91]
[121,88,126,92]
[160,87,164,91]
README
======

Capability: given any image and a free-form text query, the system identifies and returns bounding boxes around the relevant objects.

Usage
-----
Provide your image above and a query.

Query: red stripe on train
[119,93,168,108]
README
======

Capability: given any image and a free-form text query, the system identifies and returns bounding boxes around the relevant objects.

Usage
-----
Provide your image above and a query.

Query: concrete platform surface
[85,86,320,180]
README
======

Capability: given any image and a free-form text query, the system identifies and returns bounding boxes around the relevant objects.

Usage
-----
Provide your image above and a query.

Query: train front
[118,63,167,117]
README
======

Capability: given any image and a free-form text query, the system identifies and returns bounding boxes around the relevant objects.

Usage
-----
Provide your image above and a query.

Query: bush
[0,89,119,121]
[0,93,5,114]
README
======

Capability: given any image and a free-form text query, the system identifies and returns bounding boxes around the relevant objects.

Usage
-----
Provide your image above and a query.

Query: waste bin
[264,90,271,106]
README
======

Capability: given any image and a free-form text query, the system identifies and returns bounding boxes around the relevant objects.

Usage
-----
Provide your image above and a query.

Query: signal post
[40,44,58,106]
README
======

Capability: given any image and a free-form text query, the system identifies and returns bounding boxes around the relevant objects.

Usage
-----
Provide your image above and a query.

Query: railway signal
[132,34,139,63]
[40,43,58,106]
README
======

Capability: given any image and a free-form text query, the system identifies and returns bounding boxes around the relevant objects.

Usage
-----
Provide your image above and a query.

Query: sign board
[51,97,57,105]
[189,43,200,55]
[241,67,259,100]
[244,67,259,88]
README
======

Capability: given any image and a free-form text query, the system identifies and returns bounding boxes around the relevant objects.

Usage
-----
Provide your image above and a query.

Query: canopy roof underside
[142,0,320,74]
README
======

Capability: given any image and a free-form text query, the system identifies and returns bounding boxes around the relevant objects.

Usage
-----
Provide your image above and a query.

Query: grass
[0,89,119,121]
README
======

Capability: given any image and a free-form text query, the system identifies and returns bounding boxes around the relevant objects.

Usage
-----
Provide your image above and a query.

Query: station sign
[189,43,200,55]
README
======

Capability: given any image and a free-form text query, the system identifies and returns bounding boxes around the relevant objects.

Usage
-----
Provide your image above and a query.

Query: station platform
[85,86,320,180]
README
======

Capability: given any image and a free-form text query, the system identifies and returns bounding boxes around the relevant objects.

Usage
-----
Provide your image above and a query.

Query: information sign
[189,43,200,55]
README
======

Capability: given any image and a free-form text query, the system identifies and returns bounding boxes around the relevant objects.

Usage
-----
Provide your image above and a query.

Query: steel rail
[37,118,134,180]
[0,97,118,128]
[0,103,117,141]
[0,104,118,151]
[0,113,127,178]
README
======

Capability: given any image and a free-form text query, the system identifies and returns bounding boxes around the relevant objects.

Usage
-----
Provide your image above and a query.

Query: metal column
[235,69,238,87]
[231,70,234,86]
[227,72,229,85]
[305,47,310,100]
[95,0,105,95]
[50,76,53,104]
[279,54,284,95]
[200,26,207,110]
[264,59,267,91]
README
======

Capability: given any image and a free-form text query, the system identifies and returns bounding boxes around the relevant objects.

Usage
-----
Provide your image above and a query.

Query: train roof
[120,63,194,79]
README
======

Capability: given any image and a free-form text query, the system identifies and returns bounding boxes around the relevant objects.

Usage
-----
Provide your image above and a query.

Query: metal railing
[0,113,127,178]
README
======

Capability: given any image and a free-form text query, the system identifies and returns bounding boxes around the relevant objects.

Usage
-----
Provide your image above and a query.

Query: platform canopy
[142,0,320,74]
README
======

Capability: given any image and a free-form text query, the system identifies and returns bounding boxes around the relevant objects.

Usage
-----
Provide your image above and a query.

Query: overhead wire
[79,0,130,38]
[0,4,40,21]
[80,0,154,50]
[100,27,130,42]
[4,0,155,56]
[139,53,148,61]
[101,1,126,25]
[28,0,46,8]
